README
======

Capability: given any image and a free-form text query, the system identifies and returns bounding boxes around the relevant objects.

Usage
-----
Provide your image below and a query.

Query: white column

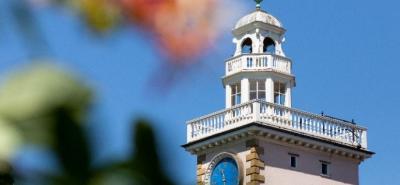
[241,78,250,103]
[226,84,232,108]
[234,39,241,56]
[253,101,260,122]
[275,42,285,56]
[285,83,292,107]
[187,123,192,142]
[258,35,264,54]
[266,78,274,103]
[266,55,273,68]
[361,130,368,149]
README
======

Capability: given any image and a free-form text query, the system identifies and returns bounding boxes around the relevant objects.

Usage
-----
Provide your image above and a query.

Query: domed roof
[234,10,283,29]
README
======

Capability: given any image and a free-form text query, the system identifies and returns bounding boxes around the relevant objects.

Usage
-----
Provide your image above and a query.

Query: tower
[183,1,373,185]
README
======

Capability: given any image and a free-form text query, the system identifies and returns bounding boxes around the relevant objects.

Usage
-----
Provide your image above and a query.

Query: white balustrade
[187,101,255,142]
[225,54,292,76]
[186,100,368,149]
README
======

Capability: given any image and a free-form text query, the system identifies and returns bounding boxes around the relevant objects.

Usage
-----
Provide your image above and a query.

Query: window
[274,82,286,105]
[263,37,276,54]
[320,161,330,176]
[231,83,241,106]
[242,38,253,54]
[289,153,298,168]
[250,80,266,100]
[290,156,297,168]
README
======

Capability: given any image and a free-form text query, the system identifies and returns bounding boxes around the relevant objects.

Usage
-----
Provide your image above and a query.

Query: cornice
[182,122,374,161]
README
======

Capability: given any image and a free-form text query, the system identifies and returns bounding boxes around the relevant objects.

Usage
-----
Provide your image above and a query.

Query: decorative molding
[183,123,373,161]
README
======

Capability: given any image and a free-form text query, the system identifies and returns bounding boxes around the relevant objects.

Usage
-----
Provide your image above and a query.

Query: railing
[186,100,368,149]
[226,54,292,76]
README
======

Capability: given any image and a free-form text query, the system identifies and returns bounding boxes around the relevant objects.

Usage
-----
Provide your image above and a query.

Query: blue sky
[1,0,400,184]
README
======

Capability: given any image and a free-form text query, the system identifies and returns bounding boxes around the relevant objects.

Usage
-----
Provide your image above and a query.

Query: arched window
[241,38,252,54]
[263,37,276,54]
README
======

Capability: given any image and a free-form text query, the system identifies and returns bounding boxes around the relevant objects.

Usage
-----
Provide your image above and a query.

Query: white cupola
[223,1,295,109]
[233,8,285,56]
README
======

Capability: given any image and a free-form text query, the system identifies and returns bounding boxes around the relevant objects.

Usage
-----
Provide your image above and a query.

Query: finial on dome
[254,0,263,10]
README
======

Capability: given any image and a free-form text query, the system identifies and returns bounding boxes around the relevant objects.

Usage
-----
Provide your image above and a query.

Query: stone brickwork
[246,139,265,185]
[197,154,206,185]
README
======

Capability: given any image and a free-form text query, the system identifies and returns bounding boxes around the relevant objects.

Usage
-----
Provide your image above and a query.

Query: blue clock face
[210,158,239,185]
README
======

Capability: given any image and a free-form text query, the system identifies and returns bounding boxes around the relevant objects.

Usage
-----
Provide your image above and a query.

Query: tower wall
[259,141,359,185]
[198,138,360,185]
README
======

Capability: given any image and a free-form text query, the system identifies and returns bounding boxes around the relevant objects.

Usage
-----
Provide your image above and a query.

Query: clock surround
[204,152,243,185]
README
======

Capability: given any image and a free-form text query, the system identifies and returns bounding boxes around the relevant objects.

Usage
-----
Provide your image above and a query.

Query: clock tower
[183,1,374,185]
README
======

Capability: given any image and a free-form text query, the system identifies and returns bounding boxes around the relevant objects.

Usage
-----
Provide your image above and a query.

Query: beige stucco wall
[260,141,359,185]
[199,139,360,185]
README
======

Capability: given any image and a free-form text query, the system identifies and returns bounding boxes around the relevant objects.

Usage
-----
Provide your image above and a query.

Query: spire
[255,0,263,10]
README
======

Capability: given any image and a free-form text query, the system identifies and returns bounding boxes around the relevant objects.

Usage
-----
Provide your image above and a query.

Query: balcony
[225,54,292,76]
[186,100,368,149]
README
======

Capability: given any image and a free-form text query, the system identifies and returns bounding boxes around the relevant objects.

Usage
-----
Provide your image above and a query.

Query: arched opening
[263,37,276,54]
[241,38,253,54]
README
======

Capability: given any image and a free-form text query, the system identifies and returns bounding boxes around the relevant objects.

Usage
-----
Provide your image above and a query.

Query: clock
[210,157,239,185]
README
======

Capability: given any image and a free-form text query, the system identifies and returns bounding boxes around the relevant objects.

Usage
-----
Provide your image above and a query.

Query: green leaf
[52,107,91,184]
[130,119,174,185]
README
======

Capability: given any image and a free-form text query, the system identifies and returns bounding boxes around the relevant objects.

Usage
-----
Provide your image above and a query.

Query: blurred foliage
[50,0,121,33]
[0,161,14,185]
[0,63,176,185]
[0,62,92,147]
[6,0,223,64]
[0,119,22,161]
[0,0,229,183]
